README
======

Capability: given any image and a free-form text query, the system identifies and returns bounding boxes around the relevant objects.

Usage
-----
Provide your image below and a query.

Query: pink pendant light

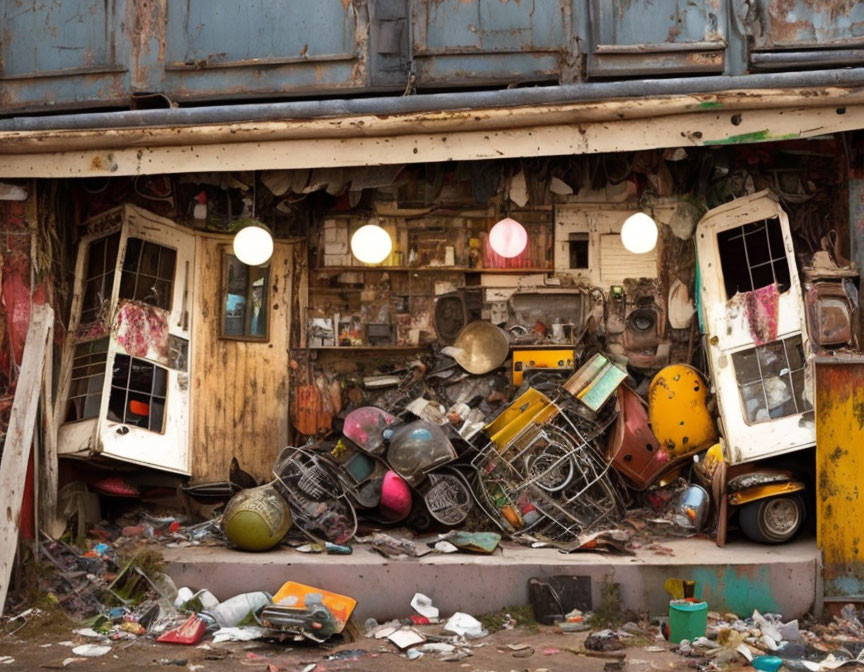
[488,217,528,258]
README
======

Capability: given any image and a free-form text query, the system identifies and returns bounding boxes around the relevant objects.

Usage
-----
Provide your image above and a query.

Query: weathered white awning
[1,85,863,178]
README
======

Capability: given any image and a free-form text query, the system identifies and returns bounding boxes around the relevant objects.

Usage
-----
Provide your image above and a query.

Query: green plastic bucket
[668,600,708,643]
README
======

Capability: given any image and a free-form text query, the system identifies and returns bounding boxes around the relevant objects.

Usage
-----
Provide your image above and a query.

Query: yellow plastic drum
[648,365,717,457]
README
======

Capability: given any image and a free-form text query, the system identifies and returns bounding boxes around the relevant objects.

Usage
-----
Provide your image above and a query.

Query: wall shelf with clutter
[305,208,555,351]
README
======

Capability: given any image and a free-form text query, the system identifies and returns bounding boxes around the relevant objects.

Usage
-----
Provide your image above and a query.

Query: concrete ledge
[162,537,819,621]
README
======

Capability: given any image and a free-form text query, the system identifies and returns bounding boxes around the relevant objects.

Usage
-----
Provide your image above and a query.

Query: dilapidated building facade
[3,0,864,633]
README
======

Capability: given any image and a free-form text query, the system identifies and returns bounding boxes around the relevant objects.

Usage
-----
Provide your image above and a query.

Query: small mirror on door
[221,251,270,341]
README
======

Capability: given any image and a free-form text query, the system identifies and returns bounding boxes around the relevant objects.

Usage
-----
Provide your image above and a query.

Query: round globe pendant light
[233,219,274,266]
[351,223,393,264]
[488,217,528,258]
[620,212,658,254]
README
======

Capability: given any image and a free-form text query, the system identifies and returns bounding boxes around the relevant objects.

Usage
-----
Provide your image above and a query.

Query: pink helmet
[379,471,412,522]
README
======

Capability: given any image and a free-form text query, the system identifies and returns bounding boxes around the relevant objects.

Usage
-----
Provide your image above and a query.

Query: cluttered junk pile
[219,318,720,556]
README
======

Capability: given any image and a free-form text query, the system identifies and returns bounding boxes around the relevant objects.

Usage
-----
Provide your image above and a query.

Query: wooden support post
[0,303,54,616]
[39,326,60,538]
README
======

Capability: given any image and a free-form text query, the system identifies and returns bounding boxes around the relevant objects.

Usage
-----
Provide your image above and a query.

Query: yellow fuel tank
[648,364,718,457]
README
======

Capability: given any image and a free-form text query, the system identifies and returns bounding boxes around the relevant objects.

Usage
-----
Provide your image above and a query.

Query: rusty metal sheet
[607,386,669,491]
[0,0,129,113]
[1,0,370,113]
[743,0,864,51]
[410,0,571,87]
[161,0,368,102]
[368,0,411,88]
[588,0,727,76]
[1,0,120,77]
[815,358,864,603]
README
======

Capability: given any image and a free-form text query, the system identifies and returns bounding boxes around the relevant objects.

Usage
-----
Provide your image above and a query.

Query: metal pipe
[3,67,864,133]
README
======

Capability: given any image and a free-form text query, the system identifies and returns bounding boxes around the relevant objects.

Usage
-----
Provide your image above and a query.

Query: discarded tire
[738,494,804,544]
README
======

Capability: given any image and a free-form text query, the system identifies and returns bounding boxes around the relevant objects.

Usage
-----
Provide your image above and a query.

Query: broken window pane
[80,233,120,324]
[108,353,168,433]
[732,335,811,424]
[119,237,176,310]
[65,337,110,422]
[717,218,791,299]
[222,253,270,340]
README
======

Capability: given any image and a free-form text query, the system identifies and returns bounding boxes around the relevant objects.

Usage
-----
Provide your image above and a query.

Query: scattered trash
[752,655,784,672]
[433,540,458,553]
[157,615,208,645]
[387,627,426,650]
[260,581,356,643]
[325,649,367,661]
[443,612,488,639]
[203,591,270,628]
[410,593,439,621]
[61,657,87,666]
[175,588,219,612]
[211,626,266,643]
[440,531,501,554]
[70,644,111,657]
[585,630,625,652]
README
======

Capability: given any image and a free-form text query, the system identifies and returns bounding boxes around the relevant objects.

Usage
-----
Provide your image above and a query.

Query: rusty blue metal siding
[411,0,571,85]
[587,0,727,76]
[161,0,365,101]
[3,0,864,114]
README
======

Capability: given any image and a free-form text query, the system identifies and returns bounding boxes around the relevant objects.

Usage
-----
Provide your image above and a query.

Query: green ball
[222,484,292,551]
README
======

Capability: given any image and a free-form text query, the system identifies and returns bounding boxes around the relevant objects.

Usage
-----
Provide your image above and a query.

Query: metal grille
[470,393,624,543]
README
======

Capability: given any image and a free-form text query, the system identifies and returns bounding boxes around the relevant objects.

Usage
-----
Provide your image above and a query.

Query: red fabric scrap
[744,284,780,346]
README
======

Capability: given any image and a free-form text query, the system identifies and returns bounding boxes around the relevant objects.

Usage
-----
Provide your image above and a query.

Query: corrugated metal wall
[3,0,864,114]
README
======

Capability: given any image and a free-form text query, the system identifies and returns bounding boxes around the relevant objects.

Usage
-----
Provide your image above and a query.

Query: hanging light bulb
[233,219,274,266]
[351,223,393,264]
[620,212,658,254]
[488,217,528,258]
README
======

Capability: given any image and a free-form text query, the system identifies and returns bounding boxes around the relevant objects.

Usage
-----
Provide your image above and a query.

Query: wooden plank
[39,327,61,537]
[190,238,293,483]
[0,303,53,616]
